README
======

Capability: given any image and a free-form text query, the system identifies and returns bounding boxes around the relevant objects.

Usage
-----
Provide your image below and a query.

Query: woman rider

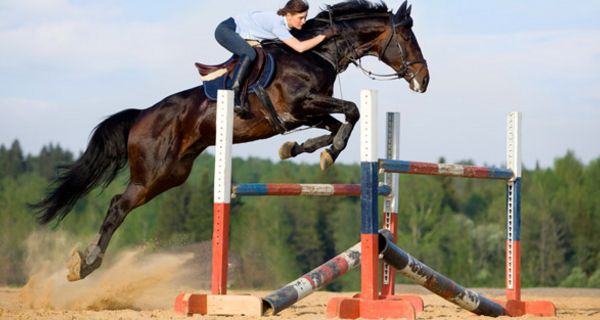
[214,0,335,116]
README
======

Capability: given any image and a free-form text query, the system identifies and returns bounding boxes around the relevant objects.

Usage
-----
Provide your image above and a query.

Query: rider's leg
[214,17,257,115]
[231,54,253,113]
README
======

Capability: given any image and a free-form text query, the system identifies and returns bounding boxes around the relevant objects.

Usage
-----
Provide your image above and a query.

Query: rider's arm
[282,34,327,53]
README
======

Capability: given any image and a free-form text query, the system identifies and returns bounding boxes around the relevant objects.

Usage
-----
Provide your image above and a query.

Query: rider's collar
[283,15,291,30]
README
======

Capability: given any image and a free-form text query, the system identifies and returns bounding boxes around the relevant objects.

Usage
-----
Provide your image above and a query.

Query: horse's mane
[313,0,388,20]
[291,0,389,39]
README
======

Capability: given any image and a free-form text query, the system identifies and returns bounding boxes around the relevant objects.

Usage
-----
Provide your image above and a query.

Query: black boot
[231,55,253,117]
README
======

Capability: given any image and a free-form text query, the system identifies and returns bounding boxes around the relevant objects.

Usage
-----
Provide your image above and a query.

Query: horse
[32,0,429,281]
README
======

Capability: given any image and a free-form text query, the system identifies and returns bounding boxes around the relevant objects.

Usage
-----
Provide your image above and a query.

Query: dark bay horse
[33,0,429,281]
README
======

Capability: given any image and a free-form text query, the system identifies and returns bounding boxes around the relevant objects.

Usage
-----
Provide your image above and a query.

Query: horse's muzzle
[410,73,429,93]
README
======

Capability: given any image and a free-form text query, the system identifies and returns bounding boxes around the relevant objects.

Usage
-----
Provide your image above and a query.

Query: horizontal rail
[379,159,513,180]
[262,241,361,315]
[233,183,391,197]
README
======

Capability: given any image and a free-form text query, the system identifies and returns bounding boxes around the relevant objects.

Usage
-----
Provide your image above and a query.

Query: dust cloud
[19,231,199,311]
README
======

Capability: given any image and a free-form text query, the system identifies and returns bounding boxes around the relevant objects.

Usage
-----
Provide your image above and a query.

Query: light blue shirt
[233,11,293,41]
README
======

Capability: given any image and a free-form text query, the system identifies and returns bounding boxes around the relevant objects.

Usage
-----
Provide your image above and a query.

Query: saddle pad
[203,53,276,101]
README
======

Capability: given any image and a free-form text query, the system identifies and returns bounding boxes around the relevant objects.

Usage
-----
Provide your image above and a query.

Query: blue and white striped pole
[506,111,522,301]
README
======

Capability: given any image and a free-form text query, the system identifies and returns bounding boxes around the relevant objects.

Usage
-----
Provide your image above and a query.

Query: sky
[1,0,599,169]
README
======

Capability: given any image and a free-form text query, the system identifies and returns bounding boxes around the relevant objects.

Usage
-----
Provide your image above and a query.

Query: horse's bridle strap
[325,12,426,81]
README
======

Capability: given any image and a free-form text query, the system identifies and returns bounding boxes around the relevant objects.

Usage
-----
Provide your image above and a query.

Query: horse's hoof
[66,245,103,282]
[320,150,334,171]
[67,247,83,281]
[279,141,298,160]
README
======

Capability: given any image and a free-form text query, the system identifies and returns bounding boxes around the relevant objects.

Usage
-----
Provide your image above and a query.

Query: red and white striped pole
[212,89,234,295]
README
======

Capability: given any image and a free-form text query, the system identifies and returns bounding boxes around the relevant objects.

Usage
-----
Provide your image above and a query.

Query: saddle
[195,47,276,101]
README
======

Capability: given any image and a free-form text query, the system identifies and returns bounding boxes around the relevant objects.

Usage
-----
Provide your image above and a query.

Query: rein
[320,10,426,81]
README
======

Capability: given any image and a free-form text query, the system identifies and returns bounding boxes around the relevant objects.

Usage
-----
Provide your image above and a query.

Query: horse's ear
[394,0,408,21]
[407,4,412,17]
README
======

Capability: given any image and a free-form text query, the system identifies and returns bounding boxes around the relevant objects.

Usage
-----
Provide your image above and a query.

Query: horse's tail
[31,108,142,225]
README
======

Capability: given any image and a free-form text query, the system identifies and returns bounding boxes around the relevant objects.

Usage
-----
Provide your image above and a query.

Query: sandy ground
[2,284,600,319]
[2,234,599,319]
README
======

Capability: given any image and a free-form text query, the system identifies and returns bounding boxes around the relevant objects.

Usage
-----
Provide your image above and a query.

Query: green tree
[0,140,27,178]
[438,157,460,213]
[559,267,587,287]
[26,143,74,179]
[155,172,214,245]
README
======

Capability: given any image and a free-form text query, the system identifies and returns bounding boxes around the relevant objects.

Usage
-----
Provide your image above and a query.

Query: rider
[214,0,335,116]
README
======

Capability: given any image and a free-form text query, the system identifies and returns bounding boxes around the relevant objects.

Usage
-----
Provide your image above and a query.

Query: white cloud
[0,1,214,75]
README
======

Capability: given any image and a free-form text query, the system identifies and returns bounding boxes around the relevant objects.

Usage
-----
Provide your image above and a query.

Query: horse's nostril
[423,75,430,87]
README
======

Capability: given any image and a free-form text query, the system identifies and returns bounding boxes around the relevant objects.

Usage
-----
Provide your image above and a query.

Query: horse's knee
[344,102,360,123]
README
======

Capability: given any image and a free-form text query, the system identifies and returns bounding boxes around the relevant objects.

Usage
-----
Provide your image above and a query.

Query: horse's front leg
[279,115,342,160]
[302,94,360,170]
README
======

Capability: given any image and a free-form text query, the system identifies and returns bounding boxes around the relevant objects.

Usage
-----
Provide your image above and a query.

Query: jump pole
[176,90,422,317]
[174,90,263,316]
[258,113,421,315]
[501,112,556,316]
[379,112,423,310]
[326,89,417,319]
[378,230,507,317]
[174,90,405,317]
[233,183,391,197]
[381,112,400,297]
[376,112,556,317]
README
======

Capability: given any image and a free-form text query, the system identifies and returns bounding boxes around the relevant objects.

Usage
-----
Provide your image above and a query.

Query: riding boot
[231,55,253,117]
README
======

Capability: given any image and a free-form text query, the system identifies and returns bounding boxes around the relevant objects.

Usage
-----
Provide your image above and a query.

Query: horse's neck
[318,25,384,73]
[308,40,351,73]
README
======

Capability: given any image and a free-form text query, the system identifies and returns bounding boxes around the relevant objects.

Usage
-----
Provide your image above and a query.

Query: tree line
[1,139,599,290]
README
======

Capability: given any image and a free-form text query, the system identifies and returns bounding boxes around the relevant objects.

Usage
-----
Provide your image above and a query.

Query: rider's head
[278,0,309,30]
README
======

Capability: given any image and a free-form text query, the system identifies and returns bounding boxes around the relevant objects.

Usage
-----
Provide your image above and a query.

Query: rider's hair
[277,0,309,16]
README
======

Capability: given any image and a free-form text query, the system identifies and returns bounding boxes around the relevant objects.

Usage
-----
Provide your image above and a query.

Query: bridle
[320,10,427,81]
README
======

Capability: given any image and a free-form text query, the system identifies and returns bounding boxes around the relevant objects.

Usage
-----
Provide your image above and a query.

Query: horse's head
[304,0,429,93]
[379,1,429,92]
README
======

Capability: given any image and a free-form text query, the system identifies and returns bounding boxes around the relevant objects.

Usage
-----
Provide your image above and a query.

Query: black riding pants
[214,17,257,61]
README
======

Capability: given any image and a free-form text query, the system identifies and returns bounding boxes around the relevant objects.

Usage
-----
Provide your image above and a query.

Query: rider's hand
[321,25,339,39]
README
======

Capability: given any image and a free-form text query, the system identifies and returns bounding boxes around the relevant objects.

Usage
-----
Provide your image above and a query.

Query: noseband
[324,11,426,81]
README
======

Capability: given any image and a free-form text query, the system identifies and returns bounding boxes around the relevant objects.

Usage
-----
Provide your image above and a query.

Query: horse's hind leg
[67,182,147,281]
[279,115,342,160]
[67,150,202,281]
